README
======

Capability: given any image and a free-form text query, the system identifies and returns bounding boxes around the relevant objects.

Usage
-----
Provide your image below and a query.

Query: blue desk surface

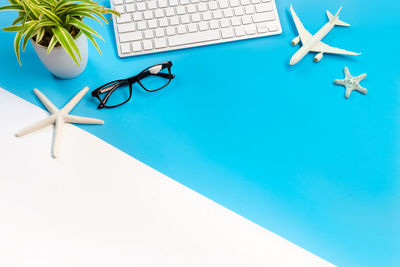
[1,0,399,266]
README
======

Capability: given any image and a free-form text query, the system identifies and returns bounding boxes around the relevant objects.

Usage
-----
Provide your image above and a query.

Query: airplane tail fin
[326,8,350,27]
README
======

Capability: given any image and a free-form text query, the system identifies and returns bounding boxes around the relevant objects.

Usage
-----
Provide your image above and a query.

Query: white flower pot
[31,32,88,79]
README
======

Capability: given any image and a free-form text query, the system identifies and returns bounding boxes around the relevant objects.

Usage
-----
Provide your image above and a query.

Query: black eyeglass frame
[91,61,175,109]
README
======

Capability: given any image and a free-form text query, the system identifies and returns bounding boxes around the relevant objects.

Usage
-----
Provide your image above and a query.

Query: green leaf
[80,29,101,55]
[12,16,24,25]
[2,25,23,32]
[14,30,24,65]
[35,5,62,24]
[21,0,40,19]
[35,27,46,42]
[52,26,81,67]
[22,21,39,51]
[68,17,103,40]
[47,34,58,54]
[0,5,24,11]
[67,10,102,24]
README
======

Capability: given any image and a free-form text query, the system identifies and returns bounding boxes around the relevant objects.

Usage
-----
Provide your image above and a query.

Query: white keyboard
[111,0,282,57]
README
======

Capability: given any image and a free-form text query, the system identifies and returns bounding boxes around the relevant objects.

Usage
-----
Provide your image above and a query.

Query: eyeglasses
[91,61,175,109]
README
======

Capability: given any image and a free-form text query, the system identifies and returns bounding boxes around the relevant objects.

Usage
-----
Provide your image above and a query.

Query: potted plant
[0,0,119,79]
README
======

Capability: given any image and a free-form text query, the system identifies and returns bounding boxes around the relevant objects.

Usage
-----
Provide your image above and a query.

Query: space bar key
[168,30,221,47]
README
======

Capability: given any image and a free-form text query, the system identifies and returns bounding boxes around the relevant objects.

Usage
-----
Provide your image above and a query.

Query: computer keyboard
[111,0,282,57]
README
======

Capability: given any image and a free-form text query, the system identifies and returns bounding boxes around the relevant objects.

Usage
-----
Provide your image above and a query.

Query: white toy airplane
[289,5,361,65]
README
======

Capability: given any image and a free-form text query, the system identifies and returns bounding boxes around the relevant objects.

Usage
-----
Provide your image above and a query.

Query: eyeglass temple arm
[141,71,175,79]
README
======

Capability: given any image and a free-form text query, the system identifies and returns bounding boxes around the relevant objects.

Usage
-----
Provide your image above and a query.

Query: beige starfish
[16,87,104,158]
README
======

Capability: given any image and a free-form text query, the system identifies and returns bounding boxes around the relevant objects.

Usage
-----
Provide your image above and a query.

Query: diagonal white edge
[0,88,334,267]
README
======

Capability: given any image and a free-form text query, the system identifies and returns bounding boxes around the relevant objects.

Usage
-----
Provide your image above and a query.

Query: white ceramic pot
[31,32,88,79]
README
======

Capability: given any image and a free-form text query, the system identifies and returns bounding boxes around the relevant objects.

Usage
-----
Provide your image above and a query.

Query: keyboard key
[244,24,256,35]
[169,0,179,6]
[176,6,186,15]
[213,10,223,19]
[220,18,230,27]
[114,0,123,5]
[143,10,153,19]
[234,27,245,36]
[154,9,164,18]
[255,2,273,12]
[198,3,207,11]
[143,40,153,50]
[132,12,142,21]
[125,3,135,12]
[256,22,268,33]
[158,0,168,7]
[136,21,147,30]
[230,17,240,26]
[114,5,125,14]
[176,25,187,34]
[268,22,280,32]
[202,12,212,21]
[159,18,169,27]
[165,7,175,16]
[180,15,191,24]
[168,30,220,46]
[240,0,250,5]
[191,13,201,22]
[209,20,219,29]
[166,27,177,35]
[119,31,142,42]
[208,1,218,10]
[136,2,146,11]
[170,16,180,25]
[188,24,198,32]
[252,12,275,23]
[187,5,196,13]
[229,0,239,7]
[180,0,190,4]
[117,14,131,23]
[242,15,252,24]
[148,19,157,28]
[132,41,142,52]
[221,28,234,38]
[147,1,157,9]
[144,30,154,39]
[198,21,209,31]
[155,28,165,37]
[118,22,134,33]
[154,38,167,48]
[218,0,229,8]
[223,9,233,17]
[244,5,255,14]
[234,7,244,16]
[120,43,131,53]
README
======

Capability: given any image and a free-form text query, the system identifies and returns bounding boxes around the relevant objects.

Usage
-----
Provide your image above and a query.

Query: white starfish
[334,66,367,99]
[16,87,104,158]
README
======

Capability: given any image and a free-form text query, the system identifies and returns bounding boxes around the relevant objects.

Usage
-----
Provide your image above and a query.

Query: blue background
[0,0,399,266]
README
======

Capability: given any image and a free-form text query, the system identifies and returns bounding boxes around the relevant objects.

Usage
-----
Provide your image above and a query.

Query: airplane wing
[311,41,361,55]
[290,5,312,43]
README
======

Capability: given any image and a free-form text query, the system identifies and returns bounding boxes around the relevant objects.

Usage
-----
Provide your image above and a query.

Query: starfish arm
[34,89,59,114]
[343,66,351,78]
[15,115,56,137]
[356,85,367,94]
[52,116,64,158]
[61,87,89,114]
[354,73,367,82]
[344,88,352,99]
[64,114,104,125]
[334,79,347,85]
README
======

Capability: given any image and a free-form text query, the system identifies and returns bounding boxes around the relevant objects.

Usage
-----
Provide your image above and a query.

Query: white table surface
[0,88,333,267]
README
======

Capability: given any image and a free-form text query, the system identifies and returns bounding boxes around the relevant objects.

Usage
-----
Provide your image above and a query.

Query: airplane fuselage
[289,18,337,65]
